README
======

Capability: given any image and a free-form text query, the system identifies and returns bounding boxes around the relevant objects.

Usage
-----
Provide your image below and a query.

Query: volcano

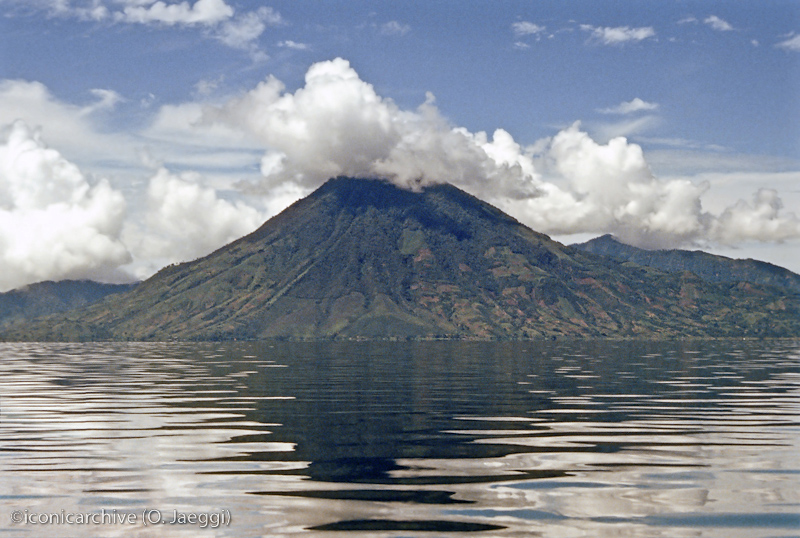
[6,177,799,340]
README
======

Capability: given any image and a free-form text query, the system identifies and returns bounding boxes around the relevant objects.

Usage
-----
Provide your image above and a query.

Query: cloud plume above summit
[201,59,542,206]
[202,58,799,250]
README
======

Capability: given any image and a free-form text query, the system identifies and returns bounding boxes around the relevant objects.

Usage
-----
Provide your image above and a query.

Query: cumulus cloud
[123,167,266,275]
[581,25,656,45]
[200,59,529,201]
[704,15,734,32]
[0,121,131,291]
[206,59,404,189]
[712,189,800,243]
[598,98,659,115]
[515,123,710,247]
[204,59,540,200]
[776,34,800,52]
[515,129,798,248]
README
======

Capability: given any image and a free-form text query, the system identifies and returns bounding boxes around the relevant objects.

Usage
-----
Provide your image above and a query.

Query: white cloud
[505,123,710,248]
[598,98,659,115]
[277,40,309,50]
[581,25,656,45]
[18,1,279,54]
[520,132,799,248]
[704,15,734,32]
[380,20,411,36]
[513,41,530,50]
[76,0,110,20]
[0,121,131,291]
[35,0,110,20]
[205,59,403,190]
[81,88,125,115]
[141,100,263,173]
[0,79,83,132]
[673,171,800,217]
[592,115,661,141]
[776,34,800,52]
[0,74,257,285]
[677,16,698,25]
[512,21,546,36]
[1,76,261,180]
[712,189,800,243]
[123,167,265,274]
[215,6,282,52]
[0,80,133,169]
[194,76,224,97]
[204,58,541,200]
[118,0,234,26]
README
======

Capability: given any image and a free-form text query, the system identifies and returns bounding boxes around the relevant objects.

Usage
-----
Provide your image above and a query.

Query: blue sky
[0,0,798,289]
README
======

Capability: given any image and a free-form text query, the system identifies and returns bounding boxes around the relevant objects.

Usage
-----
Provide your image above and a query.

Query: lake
[1,340,798,537]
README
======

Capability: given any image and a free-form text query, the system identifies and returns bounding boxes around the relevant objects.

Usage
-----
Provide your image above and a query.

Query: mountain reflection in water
[1,340,798,537]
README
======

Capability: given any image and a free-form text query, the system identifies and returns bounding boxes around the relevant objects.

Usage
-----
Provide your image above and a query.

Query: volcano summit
[6,177,799,340]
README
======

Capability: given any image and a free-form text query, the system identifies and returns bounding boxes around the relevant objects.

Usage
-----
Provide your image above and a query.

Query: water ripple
[0,339,798,537]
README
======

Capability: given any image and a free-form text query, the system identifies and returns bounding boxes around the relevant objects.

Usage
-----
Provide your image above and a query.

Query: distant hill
[0,280,138,329]
[573,234,800,295]
[3,177,798,340]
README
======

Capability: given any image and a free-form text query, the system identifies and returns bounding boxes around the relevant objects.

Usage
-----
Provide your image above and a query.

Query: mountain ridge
[0,280,137,330]
[573,234,800,295]
[3,177,798,340]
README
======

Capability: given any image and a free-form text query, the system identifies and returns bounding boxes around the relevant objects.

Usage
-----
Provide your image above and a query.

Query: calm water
[0,340,798,537]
